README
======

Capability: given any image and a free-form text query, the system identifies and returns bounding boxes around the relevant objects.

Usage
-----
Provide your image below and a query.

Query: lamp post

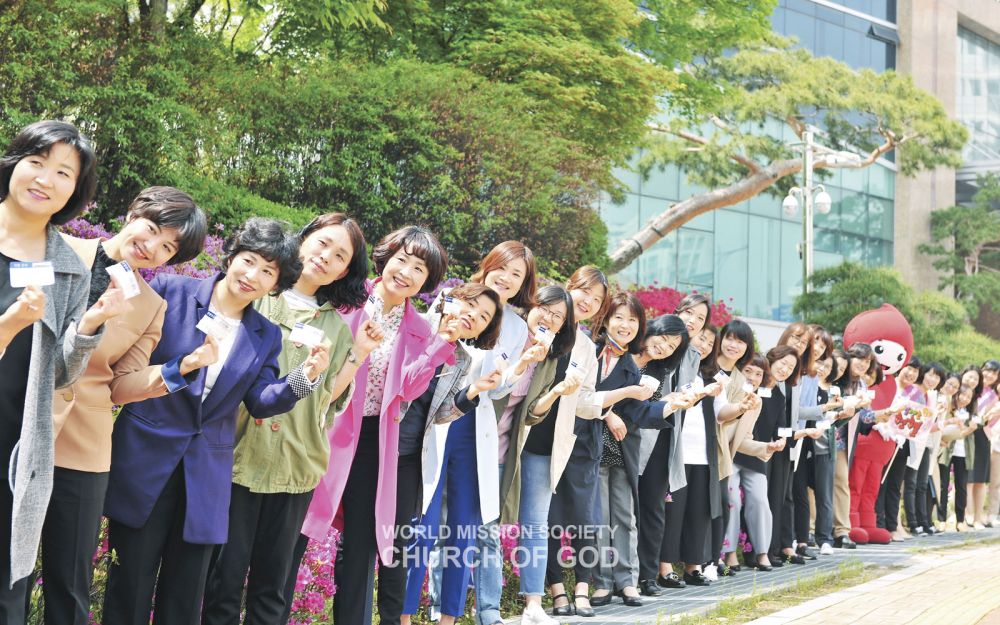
[783,129,837,298]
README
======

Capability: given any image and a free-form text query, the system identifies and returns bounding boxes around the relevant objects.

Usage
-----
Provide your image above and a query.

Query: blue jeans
[403,413,481,618]
[474,464,504,625]
[518,452,553,596]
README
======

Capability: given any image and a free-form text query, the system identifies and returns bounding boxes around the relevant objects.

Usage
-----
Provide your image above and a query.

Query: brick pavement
[508,528,1000,625]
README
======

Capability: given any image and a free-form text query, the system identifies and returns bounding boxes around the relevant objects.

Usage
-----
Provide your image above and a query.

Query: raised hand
[180,334,220,375]
[0,284,45,340]
[437,314,462,342]
[468,368,504,400]
[79,277,127,335]
[354,320,383,358]
[304,343,331,382]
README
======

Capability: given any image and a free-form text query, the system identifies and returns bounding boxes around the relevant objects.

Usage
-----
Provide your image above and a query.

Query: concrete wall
[894,0,1000,290]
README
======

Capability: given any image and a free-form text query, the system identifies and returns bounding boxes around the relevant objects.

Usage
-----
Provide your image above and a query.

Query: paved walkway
[524,528,1000,625]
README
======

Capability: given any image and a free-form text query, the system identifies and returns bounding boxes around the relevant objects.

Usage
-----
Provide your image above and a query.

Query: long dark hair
[533,285,576,359]
[718,318,755,371]
[698,324,720,380]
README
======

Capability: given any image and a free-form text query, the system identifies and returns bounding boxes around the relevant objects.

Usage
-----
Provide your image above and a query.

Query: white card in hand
[9,261,55,287]
[534,325,555,348]
[973,416,983,425]
[106,261,141,299]
[363,293,378,318]
[640,374,660,393]
[865,390,877,400]
[742,382,755,394]
[714,370,730,384]
[829,385,841,397]
[778,427,794,438]
[288,322,325,347]
[758,387,772,398]
[817,420,833,429]
[958,408,969,420]
[567,359,584,383]
[196,311,234,342]
[442,295,463,317]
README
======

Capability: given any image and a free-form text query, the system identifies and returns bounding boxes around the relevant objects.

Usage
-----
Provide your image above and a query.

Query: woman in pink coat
[295,226,456,624]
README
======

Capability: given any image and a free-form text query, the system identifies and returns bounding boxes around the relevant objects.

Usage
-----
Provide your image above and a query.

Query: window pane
[640,163,681,200]
[678,228,714,288]
[636,230,677,288]
[714,210,749,315]
[747,216,783,319]
[868,197,893,240]
[781,220,804,321]
[838,193,869,235]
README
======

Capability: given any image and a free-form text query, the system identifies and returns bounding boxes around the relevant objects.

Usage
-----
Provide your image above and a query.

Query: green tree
[794,261,1000,370]
[607,36,968,273]
[919,173,1000,314]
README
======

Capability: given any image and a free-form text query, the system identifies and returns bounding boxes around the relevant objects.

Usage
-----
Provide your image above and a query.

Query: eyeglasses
[537,305,565,325]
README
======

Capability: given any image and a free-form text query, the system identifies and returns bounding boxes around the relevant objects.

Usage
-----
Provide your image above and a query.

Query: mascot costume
[843,304,914,544]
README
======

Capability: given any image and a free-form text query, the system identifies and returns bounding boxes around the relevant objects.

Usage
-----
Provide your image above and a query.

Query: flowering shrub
[288,529,340,625]
[632,283,733,326]
[416,277,466,310]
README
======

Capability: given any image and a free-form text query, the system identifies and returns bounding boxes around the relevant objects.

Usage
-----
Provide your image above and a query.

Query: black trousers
[792,454,813,544]
[663,464,711,565]
[876,445,908,531]
[0,473,31,624]
[710,476,729,563]
[102,464,214,625]
[637,430,671,581]
[940,457,969,524]
[903,449,932,531]
[332,416,380,624]
[38,467,109,625]
[202,484,314,625]
[378,451,422,625]
[766,452,793,554]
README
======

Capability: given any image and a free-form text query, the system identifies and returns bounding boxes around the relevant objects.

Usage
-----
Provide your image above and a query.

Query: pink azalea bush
[633,283,733,326]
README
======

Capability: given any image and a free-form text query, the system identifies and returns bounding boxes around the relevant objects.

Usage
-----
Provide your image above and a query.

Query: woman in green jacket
[202,213,381,625]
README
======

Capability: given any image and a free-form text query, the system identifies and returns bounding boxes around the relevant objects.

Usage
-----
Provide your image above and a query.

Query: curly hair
[222,218,303,295]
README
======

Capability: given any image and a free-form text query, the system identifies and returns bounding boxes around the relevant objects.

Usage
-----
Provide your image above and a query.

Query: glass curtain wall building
[956,26,1000,205]
[600,0,898,321]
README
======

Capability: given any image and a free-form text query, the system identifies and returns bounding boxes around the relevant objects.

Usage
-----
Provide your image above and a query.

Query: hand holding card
[180,334,220,375]
[0,284,45,340]
[288,322,326,348]
[9,261,54,287]
[106,261,141,299]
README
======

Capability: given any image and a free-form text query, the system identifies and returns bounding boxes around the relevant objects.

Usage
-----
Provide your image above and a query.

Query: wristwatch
[346,349,359,365]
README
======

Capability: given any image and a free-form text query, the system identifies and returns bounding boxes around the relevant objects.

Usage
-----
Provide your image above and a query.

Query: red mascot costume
[843,304,913,545]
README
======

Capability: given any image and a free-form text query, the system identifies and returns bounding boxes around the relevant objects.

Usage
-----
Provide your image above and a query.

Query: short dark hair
[533,285,576,359]
[766,344,802,386]
[595,291,647,355]
[470,240,538,309]
[903,356,924,385]
[744,352,773,389]
[222,218,303,295]
[126,186,207,265]
[440,282,504,350]
[983,359,1000,373]
[922,362,947,390]
[372,226,448,294]
[846,343,879,383]
[719,318,756,371]
[298,213,369,310]
[642,314,690,379]
[0,120,97,225]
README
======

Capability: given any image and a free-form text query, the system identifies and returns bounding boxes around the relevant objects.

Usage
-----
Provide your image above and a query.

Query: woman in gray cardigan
[0,121,114,619]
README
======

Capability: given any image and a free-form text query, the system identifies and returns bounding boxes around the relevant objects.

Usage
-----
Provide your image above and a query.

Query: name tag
[713,370,730,384]
[778,427,794,438]
[443,295,463,317]
[758,387,773,398]
[534,325,555,348]
[363,294,379,318]
[9,261,55,287]
[196,310,235,342]
[742,382,755,394]
[106,261,141,299]
[288,322,325,347]
[816,420,833,429]
[640,374,660,393]
[828,386,841,397]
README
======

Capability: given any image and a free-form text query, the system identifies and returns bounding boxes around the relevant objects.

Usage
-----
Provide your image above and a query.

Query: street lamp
[782,128,857,297]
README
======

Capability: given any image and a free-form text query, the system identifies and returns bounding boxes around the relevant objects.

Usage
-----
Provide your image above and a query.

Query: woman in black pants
[635,294,710,596]
[939,384,978,528]
[765,345,804,567]
[903,362,944,535]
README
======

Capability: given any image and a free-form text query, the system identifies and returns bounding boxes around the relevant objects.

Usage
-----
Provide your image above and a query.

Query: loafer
[589,592,613,607]
[833,536,857,549]
[574,594,595,618]
[640,579,663,596]
[551,593,574,617]
[749,560,773,571]
[683,570,711,586]
[768,553,785,567]
[657,572,686,588]
[785,553,806,565]
[796,545,818,560]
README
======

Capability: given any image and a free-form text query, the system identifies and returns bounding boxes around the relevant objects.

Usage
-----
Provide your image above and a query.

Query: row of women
[0,119,992,625]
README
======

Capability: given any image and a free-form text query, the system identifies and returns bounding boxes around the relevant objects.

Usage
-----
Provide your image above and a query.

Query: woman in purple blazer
[101,219,331,625]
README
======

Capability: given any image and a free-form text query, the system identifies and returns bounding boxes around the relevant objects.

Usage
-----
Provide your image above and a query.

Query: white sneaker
[820,542,834,555]
[522,602,559,625]
[703,563,719,581]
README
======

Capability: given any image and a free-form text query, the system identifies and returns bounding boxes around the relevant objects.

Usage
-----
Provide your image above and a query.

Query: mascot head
[842,304,914,409]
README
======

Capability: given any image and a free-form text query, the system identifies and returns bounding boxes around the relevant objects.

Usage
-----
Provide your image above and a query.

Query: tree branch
[649,123,761,174]
[607,158,802,274]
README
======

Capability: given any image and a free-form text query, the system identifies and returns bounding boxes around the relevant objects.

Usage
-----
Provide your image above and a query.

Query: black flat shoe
[551,593,574,616]
[657,572,686,588]
[786,553,806,565]
[683,570,711,586]
[721,563,739,576]
[796,545,818,560]
[574,594,595,617]
[616,591,643,607]
[640,579,663,596]
[749,560,773,571]
[589,592,613,607]
[833,536,857,549]
[769,554,785,567]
